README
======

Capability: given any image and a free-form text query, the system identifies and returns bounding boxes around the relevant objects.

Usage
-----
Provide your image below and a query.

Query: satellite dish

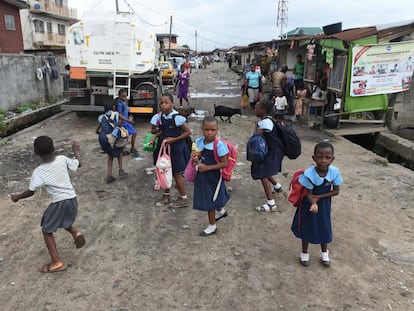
[33,2,41,9]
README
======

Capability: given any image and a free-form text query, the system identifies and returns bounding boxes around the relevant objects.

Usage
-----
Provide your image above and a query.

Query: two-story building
[19,0,77,51]
[0,0,30,53]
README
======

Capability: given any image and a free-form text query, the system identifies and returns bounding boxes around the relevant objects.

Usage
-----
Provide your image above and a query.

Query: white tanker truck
[63,11,162,115]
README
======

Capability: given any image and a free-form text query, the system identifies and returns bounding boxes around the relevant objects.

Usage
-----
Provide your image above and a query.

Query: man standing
[244,64,262,109]
[293,54,304,92]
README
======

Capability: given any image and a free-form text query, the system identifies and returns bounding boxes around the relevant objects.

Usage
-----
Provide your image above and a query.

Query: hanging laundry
[307,44,315,61]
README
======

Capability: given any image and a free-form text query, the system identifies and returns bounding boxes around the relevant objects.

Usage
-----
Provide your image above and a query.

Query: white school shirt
[274,96,288,110]
[29,155,79,203]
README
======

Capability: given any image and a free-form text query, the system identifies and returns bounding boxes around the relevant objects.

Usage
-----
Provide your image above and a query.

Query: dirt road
[1,62,414,311]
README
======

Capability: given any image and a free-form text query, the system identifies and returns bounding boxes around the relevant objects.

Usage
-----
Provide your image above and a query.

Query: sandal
[155,194,171,207]
[170,197,189,208]
[255,203,277,212]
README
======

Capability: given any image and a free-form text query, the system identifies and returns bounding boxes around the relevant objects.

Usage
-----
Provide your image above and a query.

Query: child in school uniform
[192,116,229,236]
[252,100,284,212]
[150,93,191,208]
[273,95,288,120]
[11,136,85,273]
[96,103,128,183]
[116,88,139,157]
[291,141,343,267]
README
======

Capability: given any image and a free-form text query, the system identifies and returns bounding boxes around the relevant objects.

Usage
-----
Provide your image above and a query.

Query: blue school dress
[193,137,230,211]
[152,111,190,173]
[117,99,137,136]
[251,117,284,180]
[291,165,343,244]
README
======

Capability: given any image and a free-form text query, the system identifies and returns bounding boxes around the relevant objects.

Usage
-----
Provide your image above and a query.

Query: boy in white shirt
[11,136,85,273]
[274,96,288,120]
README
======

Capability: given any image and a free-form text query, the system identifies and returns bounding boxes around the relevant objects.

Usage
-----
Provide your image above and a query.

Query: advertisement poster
[350,41,414,97]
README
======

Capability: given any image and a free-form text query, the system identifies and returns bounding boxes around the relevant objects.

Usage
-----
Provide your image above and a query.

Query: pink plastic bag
[184,158,197,183]
[155,141,172,190]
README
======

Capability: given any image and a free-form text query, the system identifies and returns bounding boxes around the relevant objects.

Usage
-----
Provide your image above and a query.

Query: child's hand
[197,163,208,172]
[192,152,201,164]
[72,141,80,151]
[11,194,19,203]
[309,203,318,213]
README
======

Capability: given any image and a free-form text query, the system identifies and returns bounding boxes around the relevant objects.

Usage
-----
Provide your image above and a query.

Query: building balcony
[30,0,78,20]
[32,32,66,49]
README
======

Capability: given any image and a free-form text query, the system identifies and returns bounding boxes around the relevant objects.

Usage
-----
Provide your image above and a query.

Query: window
[34,20,45,33]
[47,22,53,33]
[55,0,63,6]
[58,24,66,35]
[5,15,16,31]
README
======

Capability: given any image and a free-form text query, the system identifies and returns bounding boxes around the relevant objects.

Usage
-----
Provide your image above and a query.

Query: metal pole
[116,0,119,13]
[195,29,197,52]
[168,16,172,58]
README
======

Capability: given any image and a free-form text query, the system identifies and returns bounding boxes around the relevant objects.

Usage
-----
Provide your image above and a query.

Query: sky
[67,0,414,51]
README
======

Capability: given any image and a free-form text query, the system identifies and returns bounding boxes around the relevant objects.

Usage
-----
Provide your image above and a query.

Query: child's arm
[308,185,340,213]
[163,122,191,145]
[11,190,35,202]
[311,185,340,201]
[197,155,228,172]
[72,141,81,167]
[96,123,101,134]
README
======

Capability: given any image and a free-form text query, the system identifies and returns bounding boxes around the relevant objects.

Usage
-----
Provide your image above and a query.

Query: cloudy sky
[68,0,414,51]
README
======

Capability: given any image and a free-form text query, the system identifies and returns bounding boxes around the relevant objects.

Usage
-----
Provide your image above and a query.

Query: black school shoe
[199,228,217,237]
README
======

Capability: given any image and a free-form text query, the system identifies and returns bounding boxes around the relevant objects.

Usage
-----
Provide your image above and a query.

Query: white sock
[204,224,217,234]
[274,183,282,190]
[321,251,330,261]
[216,209,225,216]
[267,199,275,206]
[300,252,310,261]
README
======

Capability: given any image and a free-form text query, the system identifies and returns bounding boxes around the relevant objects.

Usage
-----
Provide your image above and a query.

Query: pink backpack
[155,141,172,190]
[213,138,237,181]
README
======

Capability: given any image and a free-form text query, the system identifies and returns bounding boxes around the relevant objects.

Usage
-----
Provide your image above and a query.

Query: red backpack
[213,138,237,181]
[288,169,307,207]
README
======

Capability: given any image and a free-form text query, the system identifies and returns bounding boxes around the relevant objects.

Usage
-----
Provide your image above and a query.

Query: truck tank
[63,11,162,115]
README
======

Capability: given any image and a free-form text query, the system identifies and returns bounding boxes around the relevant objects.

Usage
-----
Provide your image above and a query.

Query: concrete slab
[376,131,414,162]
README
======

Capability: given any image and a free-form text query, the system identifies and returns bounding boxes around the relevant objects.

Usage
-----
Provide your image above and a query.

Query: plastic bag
[241,94,248,108]
[184,158,197,183]
[155,141,172,190]
[143,132,158,152]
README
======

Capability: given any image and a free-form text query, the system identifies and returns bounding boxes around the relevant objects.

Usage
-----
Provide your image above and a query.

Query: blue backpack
[246,134,268,163]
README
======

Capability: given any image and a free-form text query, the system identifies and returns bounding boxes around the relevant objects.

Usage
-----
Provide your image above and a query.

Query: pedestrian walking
[192,116,230,236]
[11,136,85,273]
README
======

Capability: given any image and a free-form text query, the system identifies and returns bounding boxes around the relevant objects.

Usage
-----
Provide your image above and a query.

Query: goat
[213,105,242,123]
[176,107,195,118]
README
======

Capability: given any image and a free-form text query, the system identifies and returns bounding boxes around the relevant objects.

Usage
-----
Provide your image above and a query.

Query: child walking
[96,103,128,183]
[10,136,85,273]
[192,116,229,236]
[116,88,139,157]
[150,93,191,208]
[252,100,284,212]
[291,141,343,267]
[175,64,190,107]
[294,80,307,122]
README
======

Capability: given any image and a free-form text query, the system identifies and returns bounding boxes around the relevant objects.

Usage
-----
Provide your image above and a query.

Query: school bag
[213,138,238,181]
[288,168,307,207]
[269,118,301,159]
[155,141,173,190]
[246,134,268,163]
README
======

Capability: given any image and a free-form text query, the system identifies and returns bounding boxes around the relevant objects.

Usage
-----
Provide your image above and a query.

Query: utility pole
[168,16,172,58]
[277,0,288,39]
[115,0,119,13]
[195,29,197,52]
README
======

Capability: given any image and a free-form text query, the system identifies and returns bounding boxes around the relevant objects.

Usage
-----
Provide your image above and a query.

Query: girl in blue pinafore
[251,100,284,212]
[291,141,343,267]
[192,116,230,237]
[150,93,191,208]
